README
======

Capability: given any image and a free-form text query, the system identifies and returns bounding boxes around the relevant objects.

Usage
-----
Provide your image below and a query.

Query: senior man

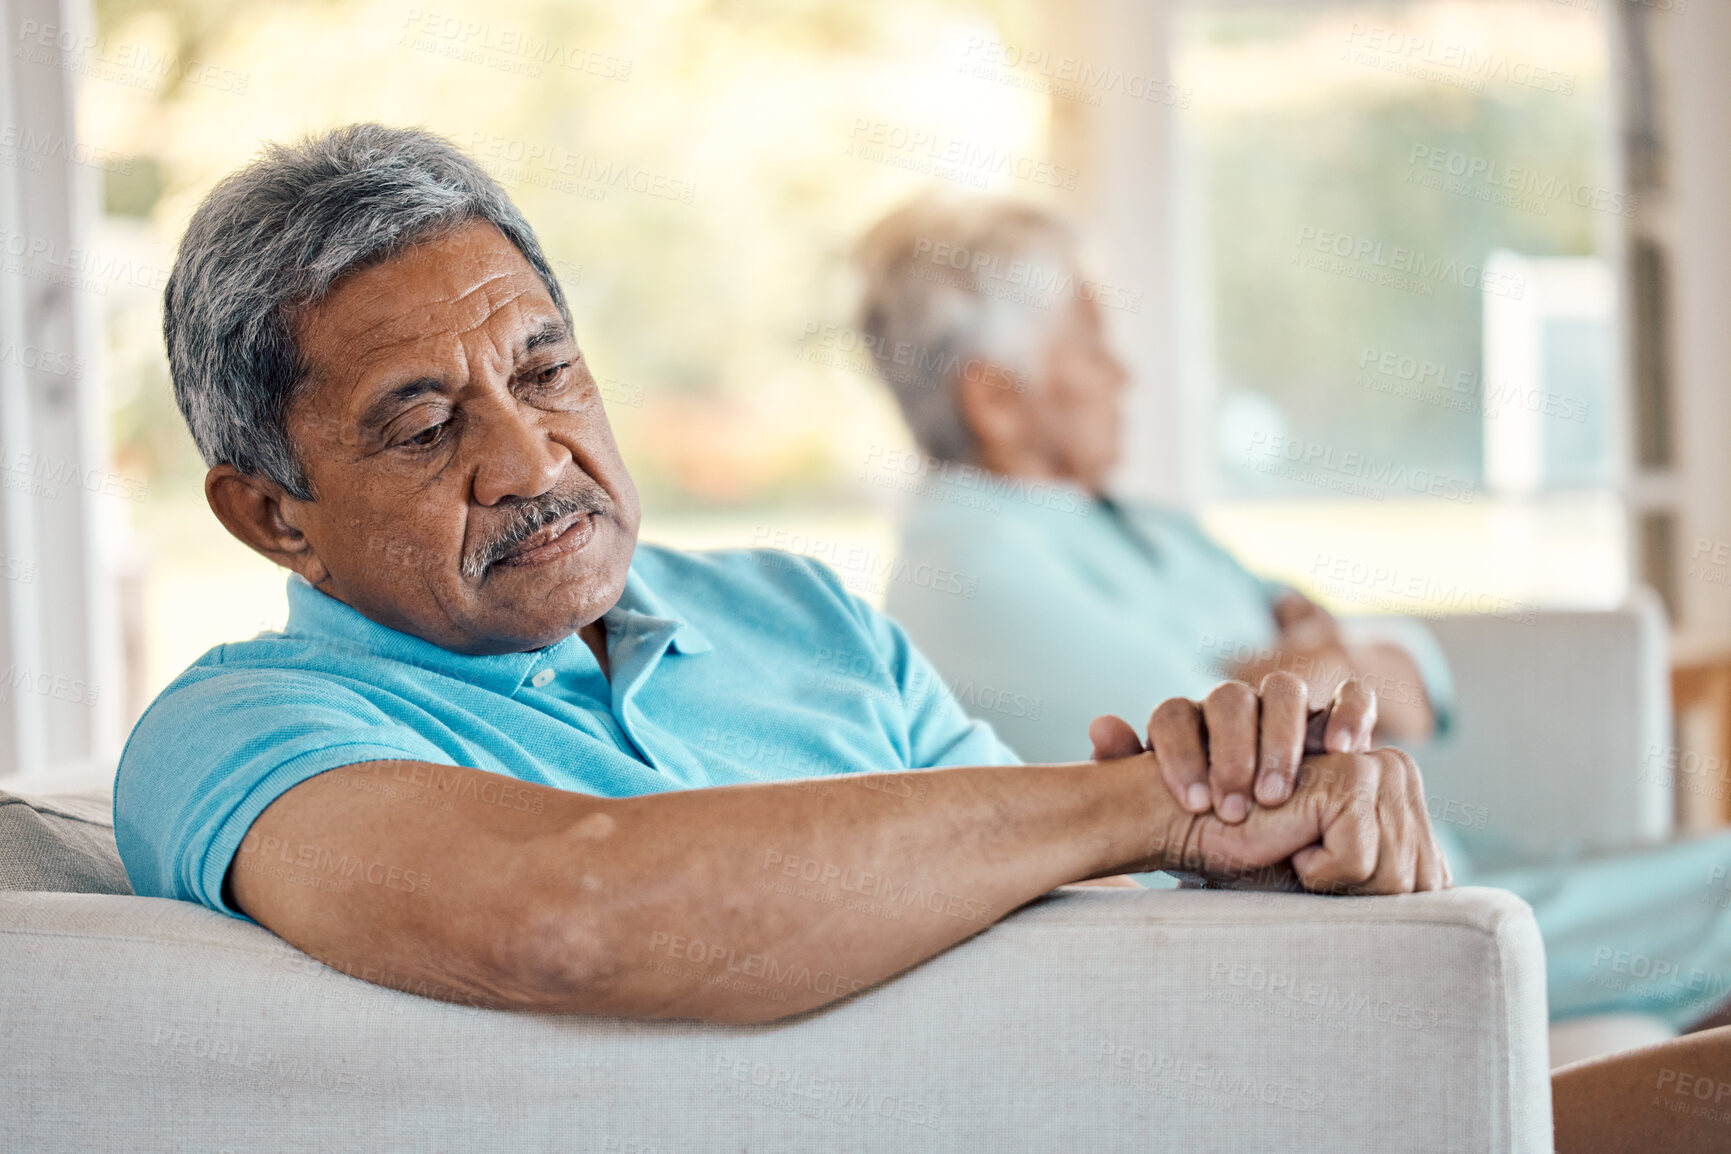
[113,125,1731,1151]
[857,192,1731,1034]
[117,124,1450,1029]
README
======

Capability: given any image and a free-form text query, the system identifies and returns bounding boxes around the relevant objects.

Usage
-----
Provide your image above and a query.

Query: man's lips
[492,511,598,570]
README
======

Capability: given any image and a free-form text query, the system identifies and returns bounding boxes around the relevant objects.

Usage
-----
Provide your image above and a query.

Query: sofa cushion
[0,789,131,894]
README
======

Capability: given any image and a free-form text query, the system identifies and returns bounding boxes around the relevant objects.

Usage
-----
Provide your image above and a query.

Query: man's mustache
[462,481,612,580]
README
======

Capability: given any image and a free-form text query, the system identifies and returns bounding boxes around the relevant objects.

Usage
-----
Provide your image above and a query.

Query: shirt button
[530,668,555,688]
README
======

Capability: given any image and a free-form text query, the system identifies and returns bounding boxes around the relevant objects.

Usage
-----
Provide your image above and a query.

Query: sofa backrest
[1413,590,1673,867]
[0,789,132,895]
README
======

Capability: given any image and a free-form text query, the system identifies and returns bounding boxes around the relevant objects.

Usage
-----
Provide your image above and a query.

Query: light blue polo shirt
[115,543,1019,921]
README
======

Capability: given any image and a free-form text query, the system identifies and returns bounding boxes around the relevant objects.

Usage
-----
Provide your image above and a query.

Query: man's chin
[458,557,630,653]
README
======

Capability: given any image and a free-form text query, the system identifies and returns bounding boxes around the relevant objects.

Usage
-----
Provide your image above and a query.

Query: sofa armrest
[1411,589,1673,866]
[1,886,1550,1153]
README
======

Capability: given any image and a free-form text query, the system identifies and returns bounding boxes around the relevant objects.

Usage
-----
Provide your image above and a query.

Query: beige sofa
[6,598,1683,1151]
[0,787,1551,1152]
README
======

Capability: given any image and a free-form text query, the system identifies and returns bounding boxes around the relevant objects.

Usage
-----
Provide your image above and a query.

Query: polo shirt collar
[281,554,711,695]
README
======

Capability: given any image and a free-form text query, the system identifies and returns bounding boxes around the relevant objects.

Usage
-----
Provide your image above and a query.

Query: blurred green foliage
[1175,1,1611,492]
[92,0,1042,510]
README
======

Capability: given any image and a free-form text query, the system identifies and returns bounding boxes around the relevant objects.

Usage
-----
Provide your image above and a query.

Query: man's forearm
[517,757,1178,1022]
[230,755,1183,1026]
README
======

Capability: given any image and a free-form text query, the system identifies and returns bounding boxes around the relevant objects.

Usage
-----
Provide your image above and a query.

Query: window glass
[1173,0,1624,614]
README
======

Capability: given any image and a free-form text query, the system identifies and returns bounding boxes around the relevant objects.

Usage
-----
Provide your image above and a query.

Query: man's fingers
[1290,759,1380,893]
[1255,672,1307,806]
[1323,678,1378,753]
[1088,714,1144,761]
[1399,751,1452,891]
[1148,698,1211,814]
[1416,821,1451,891]
[1201,682,1258,823]
[1359,751,1419,895]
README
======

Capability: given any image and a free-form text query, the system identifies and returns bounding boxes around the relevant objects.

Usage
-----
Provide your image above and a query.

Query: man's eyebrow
[358,376,447,433]
[520,318,572,357]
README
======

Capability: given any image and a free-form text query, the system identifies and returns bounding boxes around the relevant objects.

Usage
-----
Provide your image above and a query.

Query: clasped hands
[1092,670,1451,895]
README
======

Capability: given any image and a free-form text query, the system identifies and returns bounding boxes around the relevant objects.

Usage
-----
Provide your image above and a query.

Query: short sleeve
[114,667,456,921]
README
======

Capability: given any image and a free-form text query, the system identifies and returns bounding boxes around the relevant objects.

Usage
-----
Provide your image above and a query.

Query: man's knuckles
[1149,696,1199,735]
[1202,681,1256,715]
[1259,670,1307,701]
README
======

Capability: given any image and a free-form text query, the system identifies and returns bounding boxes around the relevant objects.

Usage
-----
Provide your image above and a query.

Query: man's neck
[580,620,611,679]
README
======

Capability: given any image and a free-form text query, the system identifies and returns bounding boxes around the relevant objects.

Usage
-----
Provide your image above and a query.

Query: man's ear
[955,360,1033,457]
[205,464,329,585]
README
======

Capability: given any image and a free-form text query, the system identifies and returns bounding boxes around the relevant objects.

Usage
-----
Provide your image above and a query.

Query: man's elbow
[505,896,625,1013]
[504,901,834,1025]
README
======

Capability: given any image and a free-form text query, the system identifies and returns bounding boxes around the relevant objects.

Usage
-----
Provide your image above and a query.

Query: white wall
[0,0,124,781]
[1665,0,1731,648]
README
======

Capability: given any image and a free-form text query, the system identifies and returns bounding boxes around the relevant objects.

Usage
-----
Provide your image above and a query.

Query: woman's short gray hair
[855,194,1077,464]
[163,123,570,499]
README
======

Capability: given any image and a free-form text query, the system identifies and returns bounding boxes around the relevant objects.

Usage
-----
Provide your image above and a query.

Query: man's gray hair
[855,194,1077,464]
[163,123,570,499]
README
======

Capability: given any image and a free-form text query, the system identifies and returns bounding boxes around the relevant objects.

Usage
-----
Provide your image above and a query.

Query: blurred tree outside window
[1173,0,1626,616]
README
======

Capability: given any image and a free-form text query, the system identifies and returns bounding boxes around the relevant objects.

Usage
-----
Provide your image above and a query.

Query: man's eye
[401,421,450,449]
[532,363,569,388]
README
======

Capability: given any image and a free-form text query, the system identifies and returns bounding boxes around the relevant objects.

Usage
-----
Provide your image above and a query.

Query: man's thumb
[1089,714,1144,761]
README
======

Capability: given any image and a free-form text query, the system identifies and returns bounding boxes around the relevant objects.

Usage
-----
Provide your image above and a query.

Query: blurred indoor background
[3,0,1727,798]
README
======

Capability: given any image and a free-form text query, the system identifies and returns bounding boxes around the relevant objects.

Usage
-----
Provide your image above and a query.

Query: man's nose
[470,399,570,506]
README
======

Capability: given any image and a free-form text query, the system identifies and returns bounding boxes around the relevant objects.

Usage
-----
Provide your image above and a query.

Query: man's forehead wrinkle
[320,285,549,429]
[337,274,534,352]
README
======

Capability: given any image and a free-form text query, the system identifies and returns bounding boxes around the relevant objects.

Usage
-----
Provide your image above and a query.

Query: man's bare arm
[229,749,1433,1024]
